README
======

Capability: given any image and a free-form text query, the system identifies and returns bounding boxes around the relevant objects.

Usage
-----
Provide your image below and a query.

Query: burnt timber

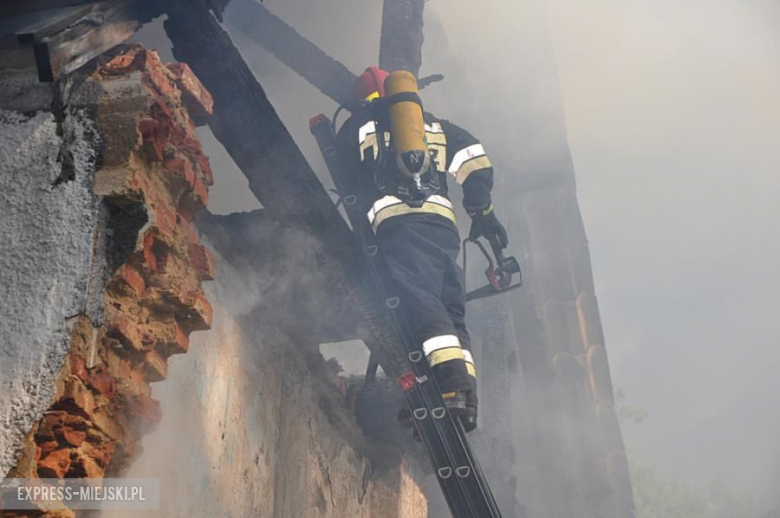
[227,0,357,106]
[379,0,425,76]
[6,0,162,81]
[163,0,410,379]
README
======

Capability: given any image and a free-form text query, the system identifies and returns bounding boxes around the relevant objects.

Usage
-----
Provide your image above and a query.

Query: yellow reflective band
[371,200,456,232]
[425,132,446,145]
[462,349,476,377]
[449,143,486,174]
[429,142,447,172]
[365,91,380,101]
[442,392,458,399]
[456,155,493,185]
[428,347,466,367]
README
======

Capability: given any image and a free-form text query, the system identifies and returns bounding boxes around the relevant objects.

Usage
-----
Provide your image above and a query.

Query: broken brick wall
[0,44,215,486]
[1,43,426,517]
[109,222,428,517]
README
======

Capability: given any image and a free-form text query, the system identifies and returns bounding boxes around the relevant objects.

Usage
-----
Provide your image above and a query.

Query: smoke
[544,0,780,507]
[241,0,780,512]
[134,0,780,514]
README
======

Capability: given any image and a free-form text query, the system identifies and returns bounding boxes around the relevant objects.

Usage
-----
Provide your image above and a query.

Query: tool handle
[487,234,506,264]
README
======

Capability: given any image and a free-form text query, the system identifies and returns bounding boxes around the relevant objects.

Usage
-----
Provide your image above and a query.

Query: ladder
[310,115,503,518]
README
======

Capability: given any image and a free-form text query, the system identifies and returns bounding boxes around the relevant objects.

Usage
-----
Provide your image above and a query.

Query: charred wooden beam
[14,0,161,81]
[0,36,35,71]
[15,4,94,44]
[379,0,425,76]
[226,0,357,106]
[164,2,409,378]
[0,0,101,18]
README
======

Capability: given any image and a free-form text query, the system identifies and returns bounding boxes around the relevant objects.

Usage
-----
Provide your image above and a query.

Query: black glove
[468,204,508,248]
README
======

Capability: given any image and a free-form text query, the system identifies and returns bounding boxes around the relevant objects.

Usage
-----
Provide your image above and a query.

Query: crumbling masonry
[3,45,215,483]
[1,41,427,517]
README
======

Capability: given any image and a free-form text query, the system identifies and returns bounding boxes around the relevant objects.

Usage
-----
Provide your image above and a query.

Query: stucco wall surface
[113,239,427,517]
[0,90,102,477]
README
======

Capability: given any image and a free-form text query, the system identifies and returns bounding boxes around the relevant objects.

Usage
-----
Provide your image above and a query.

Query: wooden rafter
[226,0,357,106]
[0,0,101,18]
[163,1,409,378]
[379,0,425,76]
[10,0,161,81]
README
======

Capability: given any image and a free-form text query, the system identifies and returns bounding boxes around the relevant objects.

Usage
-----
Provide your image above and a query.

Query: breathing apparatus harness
[332,71,442,208]
[319,72,523,303]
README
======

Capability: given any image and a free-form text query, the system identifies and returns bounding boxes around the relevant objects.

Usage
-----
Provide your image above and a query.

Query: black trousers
[375,214,474,395]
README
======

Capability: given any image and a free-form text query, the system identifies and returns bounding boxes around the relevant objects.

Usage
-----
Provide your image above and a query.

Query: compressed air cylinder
[384,70,431,178]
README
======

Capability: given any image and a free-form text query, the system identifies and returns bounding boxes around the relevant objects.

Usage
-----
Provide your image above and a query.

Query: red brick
[108,264,146,297]
[70,354,88,382]
[152,320,190,355]
[186,292,212,331]
[196,153,214,186]
[179,176,209,213]
[100,45,147,77]
[60,379,96,417]
[143,348,168,383]
[163,157,196,189]
[139,233,173,274]
[138,118,168,163]
[140,232,157,272]
[60,427,87,448]
[171,132,204,160]
[188,243,215,281]
[161,288,212,332]
[141,50,179,100]
[179,219,200,245]
[166,62,214,120]
[102,349,149,398]
[107,315,144,352]
[38,448,72,478]
[38,440,58,461]
[178,203,196,222]
[150,201,178,242]
[87,443,115,469]
[37,412,64,442]
[170,322,190,354]
[87,369,115,396]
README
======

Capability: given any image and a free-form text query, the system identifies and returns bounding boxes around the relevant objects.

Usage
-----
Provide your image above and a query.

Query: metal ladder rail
[310,115,503,518]
[362,241,500,518]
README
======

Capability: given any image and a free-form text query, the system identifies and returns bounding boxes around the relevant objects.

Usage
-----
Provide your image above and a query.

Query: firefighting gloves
[468,204,508,248]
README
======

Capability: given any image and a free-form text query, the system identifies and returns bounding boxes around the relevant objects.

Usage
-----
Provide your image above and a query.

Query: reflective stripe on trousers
[366,195,456,232]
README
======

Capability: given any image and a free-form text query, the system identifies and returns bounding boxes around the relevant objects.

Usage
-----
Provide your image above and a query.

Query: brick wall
[1,44,426,517]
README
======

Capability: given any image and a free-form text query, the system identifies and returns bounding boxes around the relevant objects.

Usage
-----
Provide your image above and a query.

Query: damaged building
[1,0,634,517]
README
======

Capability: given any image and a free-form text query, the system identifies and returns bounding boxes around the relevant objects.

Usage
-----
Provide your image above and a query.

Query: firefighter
[336,66,508,432]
